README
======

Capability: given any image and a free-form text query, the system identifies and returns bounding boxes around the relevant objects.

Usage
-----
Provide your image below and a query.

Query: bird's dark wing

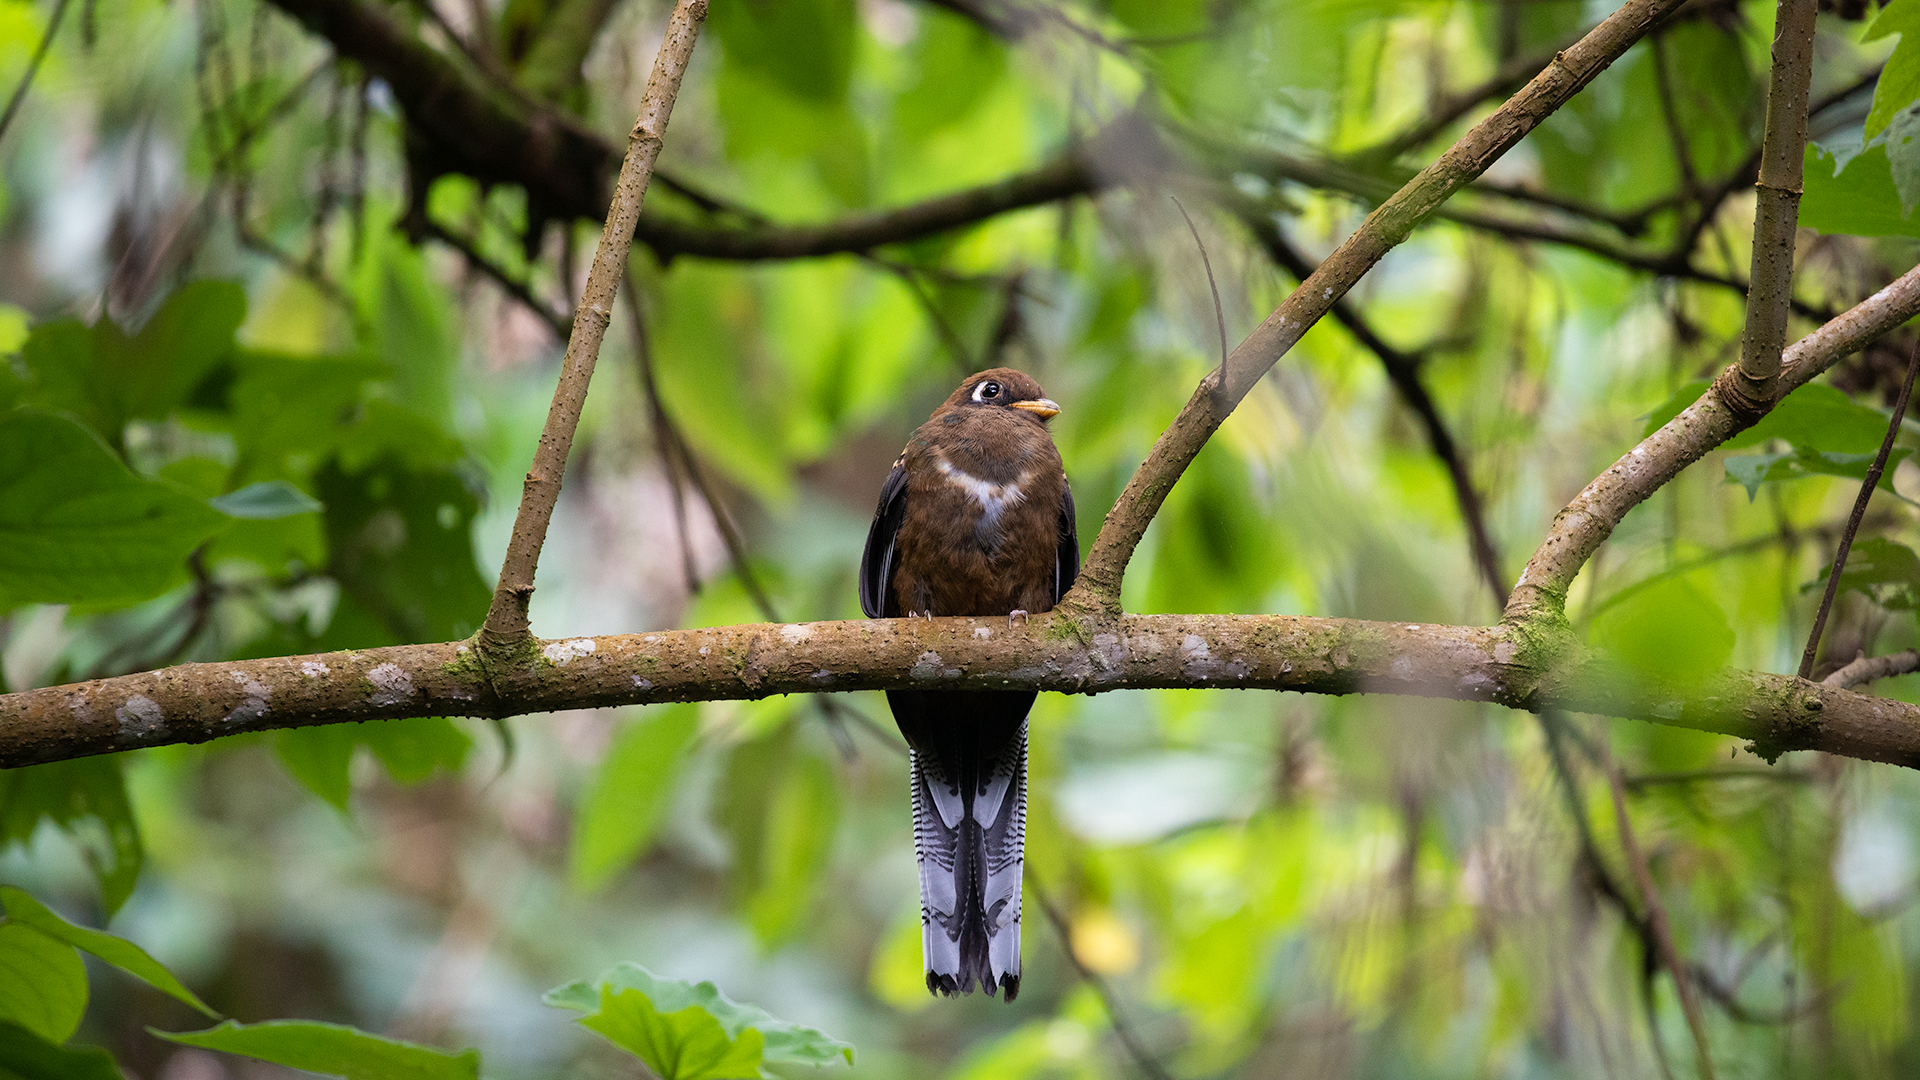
[859,456,910,619]
[1054,480,1080,604]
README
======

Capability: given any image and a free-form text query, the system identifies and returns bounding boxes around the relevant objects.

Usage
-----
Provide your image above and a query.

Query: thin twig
[1170,196,1228,370]
[421,218,571,337]
[479,0,708,653]
[1821,648,1920,689]
[1599,737,1718,1080]
[0,0,72,148]
[1028,874,1176,1080]
[1799,343,1920,678]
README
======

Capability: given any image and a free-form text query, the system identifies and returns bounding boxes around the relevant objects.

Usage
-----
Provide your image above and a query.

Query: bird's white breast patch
[934,455,1030,532]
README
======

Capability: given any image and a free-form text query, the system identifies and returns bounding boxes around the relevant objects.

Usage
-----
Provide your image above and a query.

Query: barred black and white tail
[890,689,1029,1001]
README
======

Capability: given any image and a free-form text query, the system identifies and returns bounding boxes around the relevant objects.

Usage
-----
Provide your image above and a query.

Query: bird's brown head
[935,368,1060,421]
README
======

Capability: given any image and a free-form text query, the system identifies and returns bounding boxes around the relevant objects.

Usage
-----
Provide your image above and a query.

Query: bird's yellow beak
[1010,398,1061,419]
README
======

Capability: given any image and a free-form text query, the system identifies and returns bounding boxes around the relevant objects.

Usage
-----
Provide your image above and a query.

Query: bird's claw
[1007,610,1030,627]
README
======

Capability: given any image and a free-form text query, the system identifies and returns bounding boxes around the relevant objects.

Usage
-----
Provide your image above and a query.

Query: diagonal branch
[1062,0,1692,617]
[479,0,707,653]
[1505,262,1920,623]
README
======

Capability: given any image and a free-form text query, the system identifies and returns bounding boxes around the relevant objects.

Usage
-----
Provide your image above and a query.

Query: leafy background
[3,0,1920,1077]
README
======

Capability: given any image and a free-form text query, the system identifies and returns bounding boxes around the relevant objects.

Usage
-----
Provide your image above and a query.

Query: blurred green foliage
[0,0,1919,1078]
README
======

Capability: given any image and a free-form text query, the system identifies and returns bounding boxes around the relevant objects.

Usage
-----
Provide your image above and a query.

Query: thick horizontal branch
[4,612,1917,769]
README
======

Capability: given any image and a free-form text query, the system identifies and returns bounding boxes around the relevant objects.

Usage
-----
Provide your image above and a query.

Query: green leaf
[315,458,489,645]
[1801,536,1920,610]
[0,1021,123,1080]
[0,886,217,1017]
[569,704,700,892]
[0,409,228,610]
[0,758,143,915]
[0,924,85,1043]
[1724,446,1912,501]
[209,480,322,519]
[1802,141,1920,239]
[1724,383,1893,453]
[153,1020,480,1080]
[1640,379,1709,438]
[745,751,839,945]
[16,281,244,444]
[1865,1,1920,141]
[274,717,472,810]
[1589,575,1734,685]
[544,963,853,1076]
[581,986,765,1080]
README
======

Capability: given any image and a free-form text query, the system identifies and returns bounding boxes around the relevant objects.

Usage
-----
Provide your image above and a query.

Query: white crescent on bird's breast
[933,454,1031,532]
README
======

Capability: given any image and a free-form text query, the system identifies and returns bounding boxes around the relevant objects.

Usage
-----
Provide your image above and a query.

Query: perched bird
[859,368,1079,1002]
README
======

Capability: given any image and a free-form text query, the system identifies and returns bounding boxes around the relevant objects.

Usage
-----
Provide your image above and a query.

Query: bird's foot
[1007,609,1030,627]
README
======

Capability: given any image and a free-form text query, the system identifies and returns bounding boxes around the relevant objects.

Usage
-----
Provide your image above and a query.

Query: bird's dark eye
[972,380,1002,402]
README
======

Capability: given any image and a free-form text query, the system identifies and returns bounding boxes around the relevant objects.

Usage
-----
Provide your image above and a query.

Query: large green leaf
[16,281,244,445]
[1724,446,1912,501]
[315,457,489,645]
[1802,142,1920,239]
[569,704,701,892]
[0,410,228,610]
[745,750,839,945]
[274,717,473,810]
[1588,576,1734,686]
[0,886,217,1017]
[1801,536,1920,611]
[0,1021,123,1080]
[0,924,85,1043]
[154,1020,480,1080]
[544,963,853,1077]
[0,758,143,915]
[1866,1,1920,141]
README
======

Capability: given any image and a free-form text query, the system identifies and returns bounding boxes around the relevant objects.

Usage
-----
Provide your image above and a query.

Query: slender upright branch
[479,0,707,653]
[1799,344,1920,678]
[1725,0,1816,415]
[1506,263,1920,622]
[1062,0,1690,617]
[1601,741,1718,1080]
[0,0,71,147]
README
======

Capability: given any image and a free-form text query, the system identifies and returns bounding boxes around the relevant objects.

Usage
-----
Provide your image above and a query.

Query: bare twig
[479,0,708,653]
[1170,197,1229,369]
[0,0,71,147]
[422,219,571,337]
[1822,649,1920,689]
[1800,343,1920,678]
[1599,739,1718,1080]
[1726,0,1816,414]
[1064,0,1692,615]
[1029,874,1175,1080]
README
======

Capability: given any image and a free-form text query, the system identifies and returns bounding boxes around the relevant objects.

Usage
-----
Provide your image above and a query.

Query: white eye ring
[971,380,1002,402]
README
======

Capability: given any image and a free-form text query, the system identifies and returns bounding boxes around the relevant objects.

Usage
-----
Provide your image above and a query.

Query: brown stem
[1064,0,1691,618]
[479,0,707,653]
[1822,649,1920,689]
[1505,262,1920,623]
[1028,874,1176,1080]
[1600,738,1718,1080]
[1799,344,1920,678]
[1727,0,1816,414]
